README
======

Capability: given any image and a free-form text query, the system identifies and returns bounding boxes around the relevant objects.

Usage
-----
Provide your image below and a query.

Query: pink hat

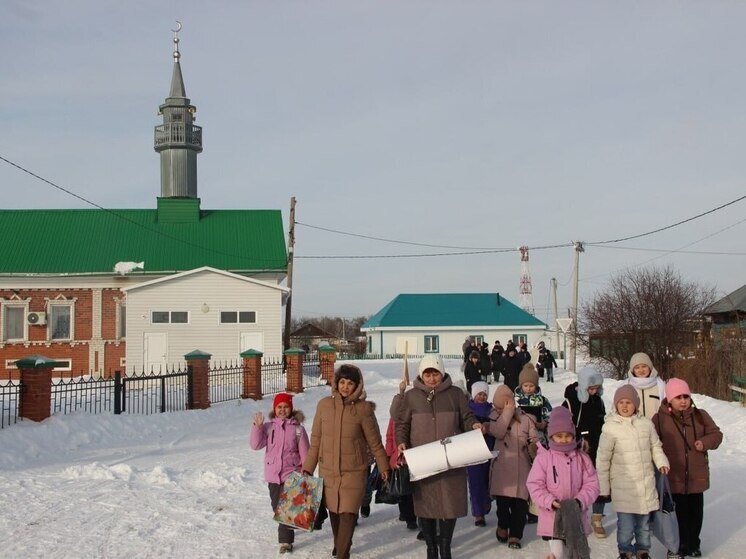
[492,384,514,410]
[666,378,691,401]
[548,406,575,438]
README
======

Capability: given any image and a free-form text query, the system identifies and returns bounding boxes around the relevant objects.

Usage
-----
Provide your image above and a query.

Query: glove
[597,495,611,503]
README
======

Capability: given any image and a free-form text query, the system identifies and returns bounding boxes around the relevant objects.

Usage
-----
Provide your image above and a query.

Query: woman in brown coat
[396,355,481,559]
[303,365,390,559]
[652,378,722,557]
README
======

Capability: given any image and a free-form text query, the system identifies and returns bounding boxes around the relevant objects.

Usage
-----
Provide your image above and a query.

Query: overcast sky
[2,1,745,321]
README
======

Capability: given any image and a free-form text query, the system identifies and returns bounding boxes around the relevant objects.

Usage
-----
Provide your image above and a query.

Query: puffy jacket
[526,445,600,538]
[596,411,669,514]
[488,407,537,500]
[250,410,310,485]
[653,401,722,494]
[303,375,390,514]
[624,355,666,420]
[396,374,479,519]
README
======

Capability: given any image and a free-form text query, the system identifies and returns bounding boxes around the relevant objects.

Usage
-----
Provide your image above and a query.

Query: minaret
[154,23,202,198]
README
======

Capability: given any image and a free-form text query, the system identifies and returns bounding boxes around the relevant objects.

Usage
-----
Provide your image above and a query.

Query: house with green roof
[0,33,287,378]
[361,293,548,358]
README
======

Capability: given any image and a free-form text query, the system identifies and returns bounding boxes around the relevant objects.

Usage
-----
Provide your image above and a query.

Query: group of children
[249,352,723,559]
[464,352,722,559]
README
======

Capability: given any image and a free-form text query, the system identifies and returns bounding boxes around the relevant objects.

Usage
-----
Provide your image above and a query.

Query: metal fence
[2,353,323,428]
[1,379,19,428]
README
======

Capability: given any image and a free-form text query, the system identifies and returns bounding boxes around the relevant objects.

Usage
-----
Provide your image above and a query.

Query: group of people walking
[250,351,722,559]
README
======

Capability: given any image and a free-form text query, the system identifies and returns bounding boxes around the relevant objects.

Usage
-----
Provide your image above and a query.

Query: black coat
[500,354,524,392]
[538,348,557,370]
[561,382,606,464]
[490,345,504,371]
[464,360,483,391]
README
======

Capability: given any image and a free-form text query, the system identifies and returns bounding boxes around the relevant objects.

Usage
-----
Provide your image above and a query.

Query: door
[240,332,264,354]
[144,333,168,372]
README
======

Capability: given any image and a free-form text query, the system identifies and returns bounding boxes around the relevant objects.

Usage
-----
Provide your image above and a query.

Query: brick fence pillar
[240,349,263,400]
[16,355,64,422]
[185,350,211,410]
[318,345,337,385]
[285,348,304,393]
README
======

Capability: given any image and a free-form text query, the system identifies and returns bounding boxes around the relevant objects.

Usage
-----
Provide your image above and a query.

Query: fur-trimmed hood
[268,409,306,423]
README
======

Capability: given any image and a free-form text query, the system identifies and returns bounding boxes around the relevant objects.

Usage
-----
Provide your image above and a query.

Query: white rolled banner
[403,429,497,482]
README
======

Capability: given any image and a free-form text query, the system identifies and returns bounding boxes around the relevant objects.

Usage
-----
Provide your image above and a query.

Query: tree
[578,265,715,379]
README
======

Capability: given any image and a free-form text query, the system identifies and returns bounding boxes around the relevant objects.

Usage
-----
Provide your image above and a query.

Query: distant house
[703,284,746,349]
[361,293,548,357]
[0,36,287,378]
[289,323,340,350]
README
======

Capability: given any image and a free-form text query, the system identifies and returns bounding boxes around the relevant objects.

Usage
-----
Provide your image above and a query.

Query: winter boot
[437,519,456,559]
[419,518,439,559]
[495,526,509,543]
[591,513,607,538]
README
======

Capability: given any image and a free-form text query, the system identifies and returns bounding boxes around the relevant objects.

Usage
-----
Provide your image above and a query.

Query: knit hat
[335,364,362,386]
[613,384,640,410]
[492,384,514,410]
[518,363,539,387]
[548,406,575,438]
[627,352,660,379]
[418,354,445,376]
[665,378,691,401]
[471,381,489,400]
[273,392,293,413]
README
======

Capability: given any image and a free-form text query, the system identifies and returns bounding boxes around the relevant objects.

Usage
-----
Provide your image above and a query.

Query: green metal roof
[362,293,547,329]
[0,202,287,275]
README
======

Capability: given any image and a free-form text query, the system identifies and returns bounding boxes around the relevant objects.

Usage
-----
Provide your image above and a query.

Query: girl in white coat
[596,385,669,559]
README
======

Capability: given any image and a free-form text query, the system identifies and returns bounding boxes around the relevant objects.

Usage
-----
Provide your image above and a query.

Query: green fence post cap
[14,355,67,369]
[184,350,212,360]
[284,348,305,356]
[318,345,337,353]
[240,348,264,358]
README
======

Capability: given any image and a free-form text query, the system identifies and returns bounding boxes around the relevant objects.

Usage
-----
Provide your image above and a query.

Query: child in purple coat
[467,381,495,527]
[250,393,310,554]
[527,406,600,559]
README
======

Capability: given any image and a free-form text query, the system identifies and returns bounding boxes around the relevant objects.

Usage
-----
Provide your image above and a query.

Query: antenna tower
[518,246,535,316]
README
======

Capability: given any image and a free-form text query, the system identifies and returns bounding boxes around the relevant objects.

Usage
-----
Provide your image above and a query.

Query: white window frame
[219,310,257,324]
[1,300,29,342]
[47,301,75,341]
[151,311,189,324]
[424,335,440,353]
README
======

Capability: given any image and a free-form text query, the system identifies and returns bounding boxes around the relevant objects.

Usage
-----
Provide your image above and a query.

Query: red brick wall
[0,287,128,380]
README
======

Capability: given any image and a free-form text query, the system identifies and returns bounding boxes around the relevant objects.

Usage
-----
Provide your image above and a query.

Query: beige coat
[396,374,479,519]
[303,376,390,514]
[596,411,669,514]
[488,407,536,500]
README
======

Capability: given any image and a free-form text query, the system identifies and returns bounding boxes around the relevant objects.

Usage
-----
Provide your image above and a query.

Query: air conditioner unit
[27,312,47,326]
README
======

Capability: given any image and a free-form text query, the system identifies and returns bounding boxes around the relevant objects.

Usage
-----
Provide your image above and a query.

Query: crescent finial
[171,20,182,34]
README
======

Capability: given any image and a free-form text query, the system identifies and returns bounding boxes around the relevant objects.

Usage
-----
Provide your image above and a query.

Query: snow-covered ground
[2,359,745,558]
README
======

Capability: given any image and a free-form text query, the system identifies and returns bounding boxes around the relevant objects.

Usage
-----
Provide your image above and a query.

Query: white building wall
[364,326,548,358]
[125,270,284,370]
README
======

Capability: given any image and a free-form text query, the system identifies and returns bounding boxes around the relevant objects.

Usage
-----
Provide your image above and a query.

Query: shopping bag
[373,464,399,505]
[274,471,324,532]
[387,462,413,499]
[650,473,679,552]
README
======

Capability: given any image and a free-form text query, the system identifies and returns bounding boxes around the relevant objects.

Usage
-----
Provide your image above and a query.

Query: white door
[240,332,264,354]
[144,333,168,372]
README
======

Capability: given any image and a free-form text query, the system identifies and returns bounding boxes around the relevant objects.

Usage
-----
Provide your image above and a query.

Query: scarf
[554,499,591,559]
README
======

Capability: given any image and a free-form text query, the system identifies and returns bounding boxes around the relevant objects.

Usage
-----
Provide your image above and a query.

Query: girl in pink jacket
[527,406,600,559]
[250,393,310,555]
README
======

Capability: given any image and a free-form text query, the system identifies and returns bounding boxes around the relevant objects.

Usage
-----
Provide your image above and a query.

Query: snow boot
[591,513,607,538]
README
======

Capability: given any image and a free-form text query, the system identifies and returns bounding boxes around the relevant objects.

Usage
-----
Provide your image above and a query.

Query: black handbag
[387,462,413,499]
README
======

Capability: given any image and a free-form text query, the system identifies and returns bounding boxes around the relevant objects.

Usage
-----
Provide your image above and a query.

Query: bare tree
[578,265,715,379]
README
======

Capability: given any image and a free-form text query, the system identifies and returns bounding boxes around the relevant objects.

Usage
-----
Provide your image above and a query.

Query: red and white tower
[518,246,535,316]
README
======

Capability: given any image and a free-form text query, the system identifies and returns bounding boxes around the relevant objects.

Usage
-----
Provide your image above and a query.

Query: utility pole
[282,197,296,351]
[551,277,560,358]
[569,241,584,373]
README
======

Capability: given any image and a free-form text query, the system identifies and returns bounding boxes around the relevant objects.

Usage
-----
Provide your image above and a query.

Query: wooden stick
[403,341,410,385]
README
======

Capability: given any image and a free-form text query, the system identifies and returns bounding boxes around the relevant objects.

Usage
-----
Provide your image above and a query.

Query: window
[118,303,126,339]
[2,306,25,341]
[512,334,527,345]
[220,311,257,324]
[470,335,484,345]
[367,336,372,353]
[424,335,439,353]
[151,311,188,324]
[49,305,72,340]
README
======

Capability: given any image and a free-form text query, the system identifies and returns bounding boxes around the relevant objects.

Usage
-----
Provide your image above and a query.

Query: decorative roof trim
[121,266,289,294]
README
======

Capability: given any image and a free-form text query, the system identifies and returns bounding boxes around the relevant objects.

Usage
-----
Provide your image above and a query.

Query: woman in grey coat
[396,355,481,559]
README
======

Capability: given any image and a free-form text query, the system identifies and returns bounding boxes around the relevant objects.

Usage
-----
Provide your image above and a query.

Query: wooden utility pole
[551,277,560,357]
[283,197,296,351]
[569,241,584,373]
